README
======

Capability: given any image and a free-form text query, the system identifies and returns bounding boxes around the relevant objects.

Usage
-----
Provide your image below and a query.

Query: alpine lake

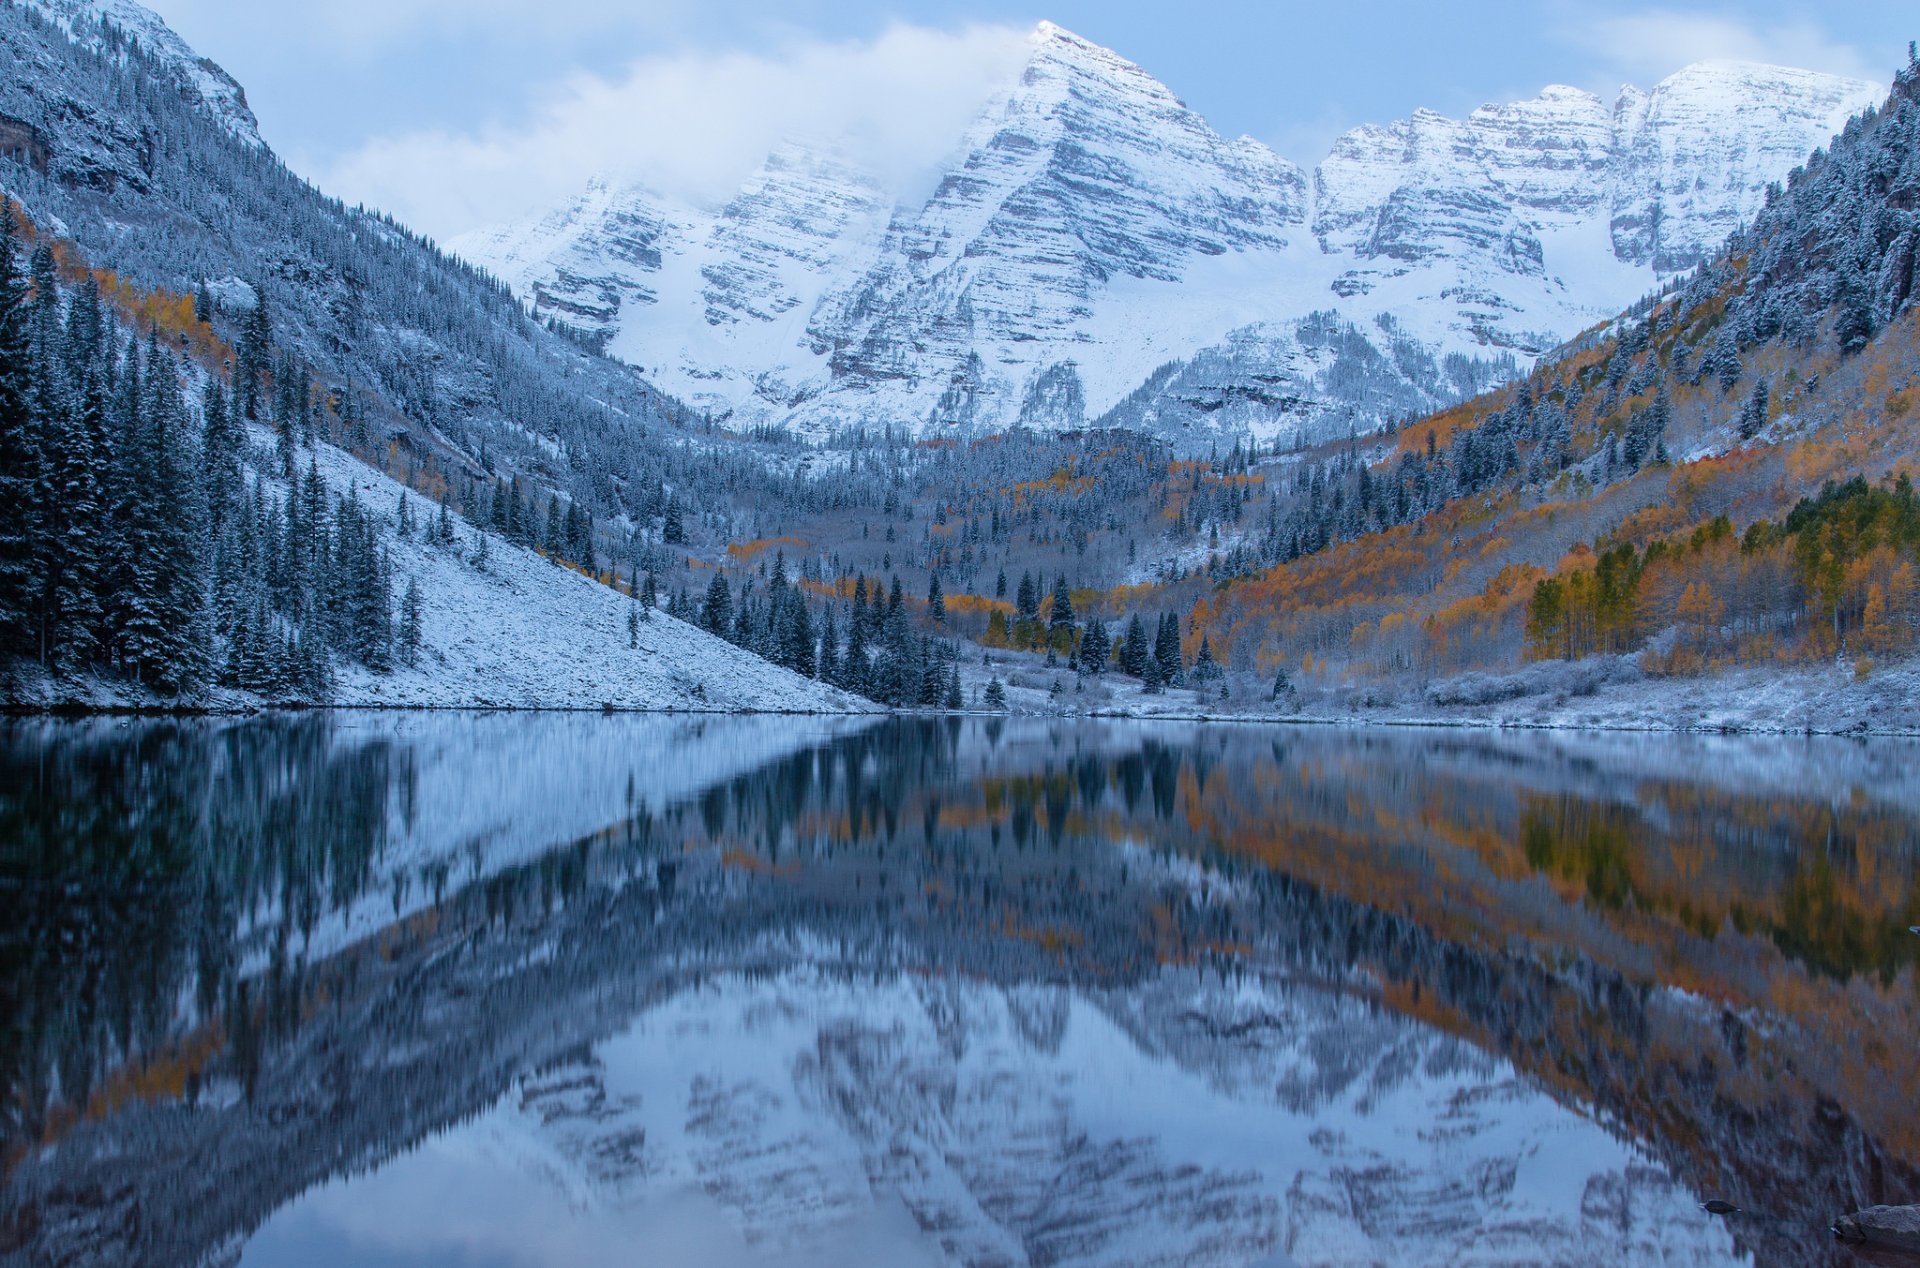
[3,713,1917,1267]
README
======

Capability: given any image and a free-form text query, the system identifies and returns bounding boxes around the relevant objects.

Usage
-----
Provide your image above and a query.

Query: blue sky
[145,1,1917,239]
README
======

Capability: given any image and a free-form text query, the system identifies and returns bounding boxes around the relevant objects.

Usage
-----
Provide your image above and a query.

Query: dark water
[2,714,1917,1268]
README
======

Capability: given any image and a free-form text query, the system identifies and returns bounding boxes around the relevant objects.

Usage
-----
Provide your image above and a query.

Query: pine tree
[1738,379,1771,440]
[1016,571,1038,621]
[0,203,36,659]
[1191,635,1221,684]
[662,497,686,545]
[1048,574,1074,631]
[984,677,1007,709]
[703,573,732,637]
[1119,613,1149,677]
[400,576,423,666]
[1153,613,1183,686]
[1081,620,1109,674]
[844,615,871,695]
[927,571,946,622]
[818,606,841,685]
[236,285,272,420]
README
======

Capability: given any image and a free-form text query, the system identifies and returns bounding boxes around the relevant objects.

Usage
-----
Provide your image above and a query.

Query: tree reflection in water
[1,714,1915,1267]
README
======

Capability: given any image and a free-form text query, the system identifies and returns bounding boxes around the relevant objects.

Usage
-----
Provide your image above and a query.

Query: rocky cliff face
[19,0,262,148]
[455,26,1880,448]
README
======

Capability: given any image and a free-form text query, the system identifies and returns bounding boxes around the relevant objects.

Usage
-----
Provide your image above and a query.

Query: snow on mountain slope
[17,0,263,147]
[306,430,871,713]
[12,423,871,714]
[454,25,1880,448]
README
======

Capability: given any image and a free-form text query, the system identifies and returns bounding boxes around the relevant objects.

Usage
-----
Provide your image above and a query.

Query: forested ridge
[1181,46,1920,699]
[5,0,1920,715]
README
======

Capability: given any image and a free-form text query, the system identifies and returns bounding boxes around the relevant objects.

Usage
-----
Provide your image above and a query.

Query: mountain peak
[455,26,1887,445]
[20,0,263,147]
[1644,59,1879,118]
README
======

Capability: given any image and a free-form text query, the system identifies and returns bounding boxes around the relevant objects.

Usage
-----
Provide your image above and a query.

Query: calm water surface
[2,714,1917,1267]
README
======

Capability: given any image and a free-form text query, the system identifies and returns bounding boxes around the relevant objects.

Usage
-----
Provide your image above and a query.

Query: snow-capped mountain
[454,24,1879,446]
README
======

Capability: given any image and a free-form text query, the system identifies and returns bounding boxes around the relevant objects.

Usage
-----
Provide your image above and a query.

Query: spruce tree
[818,606,840,685]
[236,285,272,420]
[1153,613,1183,683]
[1048,575,1074,632]
[1192,635,1221,684]
[1081,620,1109,674]
[703,574,732,637]
[0,204,36,658]
[1016,571,1038,621]
[400,577,423,665]
[1120,614,1149,677]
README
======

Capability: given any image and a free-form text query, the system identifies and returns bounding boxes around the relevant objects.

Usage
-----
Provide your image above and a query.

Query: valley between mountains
[2,1,1919,731]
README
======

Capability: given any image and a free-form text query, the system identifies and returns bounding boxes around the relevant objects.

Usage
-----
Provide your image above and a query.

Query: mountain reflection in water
[2,714,1916,1268]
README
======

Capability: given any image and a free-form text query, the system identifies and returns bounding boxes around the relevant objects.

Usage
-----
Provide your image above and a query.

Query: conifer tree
[1081,620,1109,674]
[1048,574,1074,632]
[1119,613,1149,678]
[236,285,272,420]
[703,573,732,637]
[0,204,35,658]
[818,606,840,685]
[400,577,423,666]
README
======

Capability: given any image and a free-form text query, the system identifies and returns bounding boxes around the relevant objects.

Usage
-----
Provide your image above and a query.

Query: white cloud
[1574,9,1885,87]
[313,21,1032,240]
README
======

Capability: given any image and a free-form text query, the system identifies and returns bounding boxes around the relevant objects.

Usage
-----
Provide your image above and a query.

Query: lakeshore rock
[1834,1205,1920,1251]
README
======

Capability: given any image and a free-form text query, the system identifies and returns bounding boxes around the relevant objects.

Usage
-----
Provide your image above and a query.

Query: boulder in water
[1833,1205,1920,1252]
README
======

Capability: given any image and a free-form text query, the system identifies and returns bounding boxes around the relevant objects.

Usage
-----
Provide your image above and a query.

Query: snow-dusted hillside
[454,24,1879,447]
[304,435,871,713]
[12,423,871,714]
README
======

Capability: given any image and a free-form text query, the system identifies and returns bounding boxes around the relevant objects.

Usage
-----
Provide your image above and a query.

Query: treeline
[1525,476,1920,671]
[1193,50,1920,681]
[666,557,964,708]
[0,210,412,697]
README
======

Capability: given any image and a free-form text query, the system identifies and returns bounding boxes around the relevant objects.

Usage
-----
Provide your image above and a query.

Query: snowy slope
[17,0,263,147]
[454,24,1880,447]
[10,424,873,713]
[304,431,872,713]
